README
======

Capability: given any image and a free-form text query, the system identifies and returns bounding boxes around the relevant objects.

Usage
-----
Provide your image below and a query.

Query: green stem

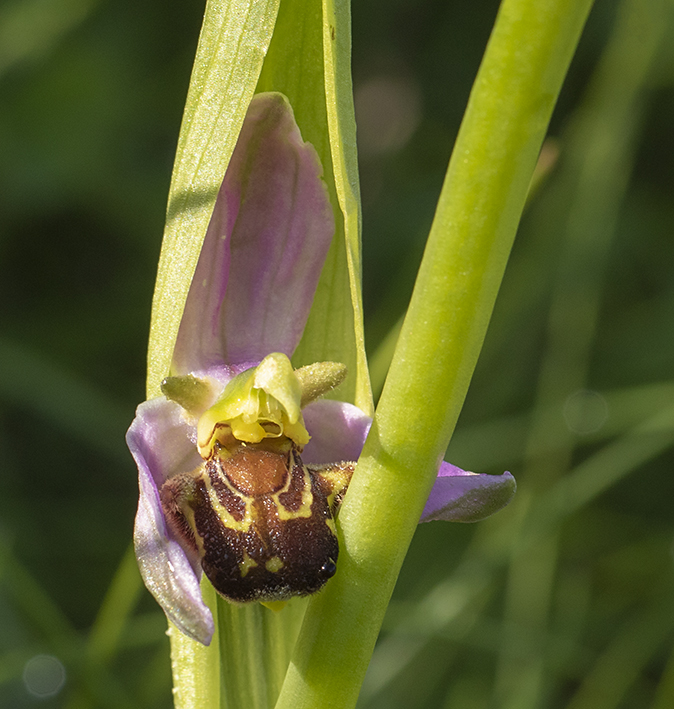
[275,0,594,707]
[217,600,306,709]
[170,581,221,709]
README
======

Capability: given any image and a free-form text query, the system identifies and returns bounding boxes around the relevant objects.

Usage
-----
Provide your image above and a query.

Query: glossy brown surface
[221,448,288,496]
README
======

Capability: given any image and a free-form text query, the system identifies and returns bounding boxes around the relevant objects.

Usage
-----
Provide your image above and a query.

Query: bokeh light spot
[23,655,66,699]
[563,389,609,435]
[355,75,422,156]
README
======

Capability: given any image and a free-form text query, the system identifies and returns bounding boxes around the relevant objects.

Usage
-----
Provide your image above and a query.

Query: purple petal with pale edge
[134,464,214,645]
[420,465,516,523]
[127,399,213,644]
[127,398,202,486]
[302,400,372,464]
[172,92,335,374]
[302,401,515,523]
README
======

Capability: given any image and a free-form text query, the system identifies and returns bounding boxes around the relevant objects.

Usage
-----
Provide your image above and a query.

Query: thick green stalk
[275,0,594,707]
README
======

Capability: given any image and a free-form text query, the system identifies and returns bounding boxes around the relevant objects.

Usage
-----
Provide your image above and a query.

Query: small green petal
[295,361,348,407]
[161,374,217,416]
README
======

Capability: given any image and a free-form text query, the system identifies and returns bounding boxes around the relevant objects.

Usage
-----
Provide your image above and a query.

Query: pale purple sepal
[420,465,516,523]
[135,464,214,645]
[127,398,201,487]
[172,93,335,375]
[302,400,372,465]
[303,400,515,524]
[127,399,214,644]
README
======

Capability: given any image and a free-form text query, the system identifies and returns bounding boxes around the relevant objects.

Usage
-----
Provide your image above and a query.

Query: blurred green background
[2,0,674,707]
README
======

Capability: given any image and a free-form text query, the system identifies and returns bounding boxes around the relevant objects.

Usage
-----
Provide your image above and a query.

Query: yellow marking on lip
[202,466,257,534]
[316,465,353,508]
[265,556,284,573]
[182,506,206,557]
[271,460,313,521]
[261,600,287,611]
[239,552,258,578]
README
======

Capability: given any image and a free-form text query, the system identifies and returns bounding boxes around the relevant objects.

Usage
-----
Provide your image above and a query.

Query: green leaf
[148,1,283,706]
[147,0,281,399]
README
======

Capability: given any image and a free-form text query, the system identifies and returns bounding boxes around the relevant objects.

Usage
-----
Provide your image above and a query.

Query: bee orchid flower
[127,93,515,646]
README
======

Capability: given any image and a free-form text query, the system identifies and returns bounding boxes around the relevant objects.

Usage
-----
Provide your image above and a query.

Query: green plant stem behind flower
[256,0,372,415]
[275,0,595,707]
